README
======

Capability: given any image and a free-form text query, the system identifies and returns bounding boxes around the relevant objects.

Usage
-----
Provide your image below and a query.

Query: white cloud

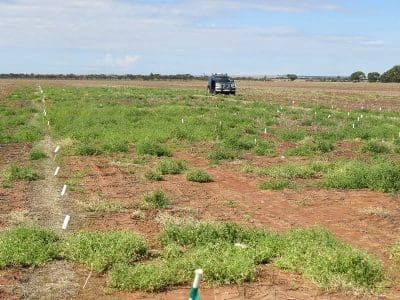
[96,54,140,68]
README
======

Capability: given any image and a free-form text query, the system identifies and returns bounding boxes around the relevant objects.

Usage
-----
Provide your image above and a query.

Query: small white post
[327,114,331,119]
[379,107,382,111]
[43,109,47,116]
[352,123,355,129]
[54,166,60,176]
[264,128,267,134]
[192,269,203,289]
[357,117,360,122]
[62,215,70,230]
[181,118,184,124]
[60,184,67,196]
[47,120,50,126]
[54,145,60,153]
[254,138,257,144]
[347,111,350,116]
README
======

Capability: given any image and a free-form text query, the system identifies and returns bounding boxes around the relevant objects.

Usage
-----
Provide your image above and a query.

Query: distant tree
[380,65,400,83]
[350,71,366,82]
[287,74,298,81]
[367,72,380,82]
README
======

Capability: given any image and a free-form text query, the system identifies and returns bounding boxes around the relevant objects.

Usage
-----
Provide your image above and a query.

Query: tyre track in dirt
[12,87,81,299]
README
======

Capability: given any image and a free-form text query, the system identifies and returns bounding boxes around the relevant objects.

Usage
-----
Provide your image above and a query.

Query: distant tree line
[0,73,208,80]
[350,65,400,83]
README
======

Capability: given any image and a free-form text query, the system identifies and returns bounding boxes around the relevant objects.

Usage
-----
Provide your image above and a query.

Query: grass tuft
[136,140,171,157]
[186,169,212,183]
[3,163,40,181]
[155,158,186,175]
[259,179,296,190]
[0,225,59,268]
[143,190,169,209]
[28,148,48,160]
[62,230,147,273]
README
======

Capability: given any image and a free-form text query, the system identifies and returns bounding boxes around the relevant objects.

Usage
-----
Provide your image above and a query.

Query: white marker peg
[331,105,334,109]
[54,166,60,176]
[352,123,355,129]
[314,111,317,115]
[254,138,257,144]
[62,215,70,230]
[347,111,350,116]
[47,120,50,126]
[379,107,382,111]
[43,109,47,116]
[192,269,203,289]
[54,145,60,153]
[327,114,331,119]
[234,242,247,249]
[181,118,184,124]
[360,114,363,119]
[264,128,267,134]
[357,117,360,122]
[60,184,67,196]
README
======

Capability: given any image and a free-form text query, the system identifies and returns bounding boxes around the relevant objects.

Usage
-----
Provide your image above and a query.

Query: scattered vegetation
[85,200,124,213]
[109,221,384,292]
[0,225,59,268]
[143,190,169,209]
[259,179,296,190]
[3,163,40,181]
[321,158,400,192]
[390,242,400,264]
[136,140,171,157]
[155,158,186,175]
[186,169,212,183]
[144,169,163,181]
[28,148,48,160]
[62,230,148,272]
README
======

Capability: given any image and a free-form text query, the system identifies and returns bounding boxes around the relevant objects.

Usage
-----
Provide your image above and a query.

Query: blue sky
[0,0,398,75]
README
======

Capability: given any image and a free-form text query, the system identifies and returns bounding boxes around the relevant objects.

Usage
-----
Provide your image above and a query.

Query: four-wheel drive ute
[207,74,236,95]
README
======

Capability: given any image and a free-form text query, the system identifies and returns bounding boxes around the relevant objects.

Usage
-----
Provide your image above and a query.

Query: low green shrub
[361,140,391,154]
[28,149,48,160]
[259,179,296,190]
[0,225,59,268]
[208,148,237,161]
[75,145,102,156]
[144,190,169,208]
[252,140,276,156]
[85,200,123,213]
[101,140,129,153]
[390,242,400,264]
[186,169,212,183]
[144,169,163,181]
[62,230,147,273]
[321,158,400,192]
[136,140,171,157]
[155,158,186,175]
[286,137,334,156]
[3,163,40,181]
[267,161,329,179]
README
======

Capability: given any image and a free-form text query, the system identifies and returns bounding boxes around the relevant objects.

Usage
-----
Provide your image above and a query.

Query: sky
[0,0,399,76]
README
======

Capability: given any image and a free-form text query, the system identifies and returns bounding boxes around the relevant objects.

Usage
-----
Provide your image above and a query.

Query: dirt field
[1,79,400,299]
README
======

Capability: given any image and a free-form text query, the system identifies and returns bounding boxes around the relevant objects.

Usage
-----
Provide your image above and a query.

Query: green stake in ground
[188,269,203,300]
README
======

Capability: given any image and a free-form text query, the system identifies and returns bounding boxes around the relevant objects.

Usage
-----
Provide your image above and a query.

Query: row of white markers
[39,86,70,230]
